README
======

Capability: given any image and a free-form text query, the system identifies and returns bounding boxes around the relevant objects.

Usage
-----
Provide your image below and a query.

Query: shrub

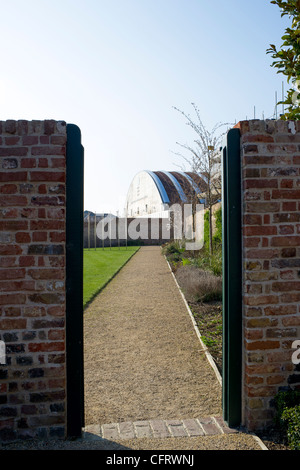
[181,257,191,266]
[281,405,300,450]
[274,390,300,427]
[175,265,222,303]
[162,240,185,256]
[273,389,300,449]
[204,210,210,249]
[191,245,222,277]
[213,208,222,247]
[204,207,222,251]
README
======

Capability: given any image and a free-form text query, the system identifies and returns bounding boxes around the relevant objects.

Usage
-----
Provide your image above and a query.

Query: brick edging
[83,416,238,441]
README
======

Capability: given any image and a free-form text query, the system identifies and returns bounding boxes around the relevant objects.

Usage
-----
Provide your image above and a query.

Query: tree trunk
[209,205,213,256]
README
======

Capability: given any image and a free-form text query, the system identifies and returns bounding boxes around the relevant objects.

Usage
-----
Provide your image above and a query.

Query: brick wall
[0,120,67,441]
[238,119,300,431]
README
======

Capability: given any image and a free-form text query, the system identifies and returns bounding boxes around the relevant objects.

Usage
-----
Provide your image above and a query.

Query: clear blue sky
[1,0,291,214]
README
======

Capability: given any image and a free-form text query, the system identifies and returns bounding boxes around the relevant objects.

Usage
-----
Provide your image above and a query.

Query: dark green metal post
[222,127,242,428]
[66,124,84,438]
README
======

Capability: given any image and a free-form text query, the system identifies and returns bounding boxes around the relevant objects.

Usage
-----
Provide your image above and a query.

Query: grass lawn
[83,246,140,308]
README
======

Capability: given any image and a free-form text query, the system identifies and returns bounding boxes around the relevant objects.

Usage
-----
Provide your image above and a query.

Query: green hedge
[274,390,300,450]
[204,207,222,249]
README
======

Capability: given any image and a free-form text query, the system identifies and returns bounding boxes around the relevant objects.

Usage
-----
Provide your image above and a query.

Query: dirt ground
[83,246,223,426]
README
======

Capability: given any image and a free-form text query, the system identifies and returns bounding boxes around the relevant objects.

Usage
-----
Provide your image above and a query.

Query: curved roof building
[125,170,207,218]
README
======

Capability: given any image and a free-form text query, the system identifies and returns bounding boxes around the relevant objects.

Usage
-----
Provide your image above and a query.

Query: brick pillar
[0,120,67,441]
[238,119,300,431]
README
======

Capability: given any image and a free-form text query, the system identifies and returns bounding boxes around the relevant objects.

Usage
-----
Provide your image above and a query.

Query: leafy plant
[181,257,191,266]
[191,245,222,277]
[213,208,222,247]
[267,0,300,119]
[204,208,222,251]
[281,405,300,449]
[274,389,300,426]
[273,389,300,449]
[162,240,185,256]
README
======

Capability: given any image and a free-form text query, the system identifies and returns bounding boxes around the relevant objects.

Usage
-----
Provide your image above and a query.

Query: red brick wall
[0,120,67,441]
[238,119,300,431]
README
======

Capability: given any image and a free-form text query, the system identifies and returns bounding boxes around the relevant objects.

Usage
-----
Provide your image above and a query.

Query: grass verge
[83,246,140,308]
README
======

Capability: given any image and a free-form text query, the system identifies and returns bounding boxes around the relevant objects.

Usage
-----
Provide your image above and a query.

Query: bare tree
[173,103,231,255]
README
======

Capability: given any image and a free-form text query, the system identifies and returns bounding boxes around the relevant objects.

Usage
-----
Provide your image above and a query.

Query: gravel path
[83,246,223,425]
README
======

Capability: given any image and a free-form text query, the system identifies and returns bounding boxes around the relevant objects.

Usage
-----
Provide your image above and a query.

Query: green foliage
[204,207,222,250]
[274,389,300,449]
[282,405,300,449]
[192,245,222,277]
[267,0,300,119]
[213,208,222,247]
[162,240,185,256]
[204,210,210,249]
[181,257,191,266]
[163,231,223,278]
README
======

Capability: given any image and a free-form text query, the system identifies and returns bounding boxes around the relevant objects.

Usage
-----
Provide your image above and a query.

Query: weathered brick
[31,196,63,206]
[271,236,300,247]
[30,171,65,182]
[0,195,28,206]
[245,202,280,213]
[246,318,271,328]
[28,293,64,304]
[245,295,279,306]
[27,244,64,255]
[272,281,300,292]
[30,220,64,231]
[246,249,279,259]
[272,189,300,199]
[244,226,277,236]
[0,268,26,280]
[0,318,27,329]
[0,147,28,157]
[243,144,258,154]
[246,340,280,351]
[28,342,65,353]
[28,268,64,280]
[31,146,65,156]
[0,171,28,182]
[15,232,31,243]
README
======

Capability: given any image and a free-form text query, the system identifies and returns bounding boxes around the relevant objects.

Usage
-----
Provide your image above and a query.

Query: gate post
[222,128,242,428]
[66,124,84,437]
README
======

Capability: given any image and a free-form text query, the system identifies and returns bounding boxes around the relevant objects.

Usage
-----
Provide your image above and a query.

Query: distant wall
[0,120,67,441]
[84,217,175,248]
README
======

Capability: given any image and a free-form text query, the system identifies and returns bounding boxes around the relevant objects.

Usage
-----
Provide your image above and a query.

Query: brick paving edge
[83,416,268,450]
[83,416,238,441]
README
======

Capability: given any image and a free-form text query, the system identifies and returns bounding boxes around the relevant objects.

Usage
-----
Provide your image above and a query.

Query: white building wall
[125,171,167,217]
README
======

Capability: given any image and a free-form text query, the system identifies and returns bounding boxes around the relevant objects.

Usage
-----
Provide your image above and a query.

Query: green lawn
[83,246,140,308]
